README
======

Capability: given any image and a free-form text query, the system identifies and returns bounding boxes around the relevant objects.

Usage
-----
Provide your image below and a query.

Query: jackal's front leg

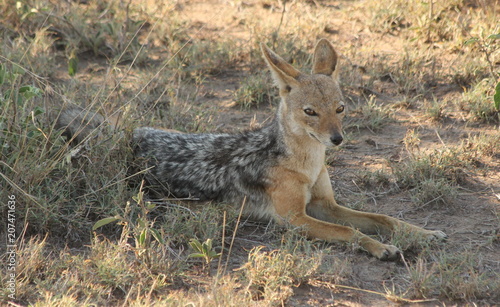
[268,168,401,260]
[307,167,447,240]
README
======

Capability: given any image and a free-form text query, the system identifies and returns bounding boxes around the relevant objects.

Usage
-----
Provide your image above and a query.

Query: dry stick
[415,194,444,211]
[18,7,54,65]
[121,285,133,307]
[146,276,159,304]
[426,0,434,44]
[75,166,154,200]
[272,0,287,48]
[217,211,227,278]
[329,283,437,304]
[434,129,447,148]
[0,55,49,144]
[223,196,247,276]
[0,171,45,212]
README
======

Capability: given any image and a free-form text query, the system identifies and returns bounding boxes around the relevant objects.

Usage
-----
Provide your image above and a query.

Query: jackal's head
[261,39,345,147]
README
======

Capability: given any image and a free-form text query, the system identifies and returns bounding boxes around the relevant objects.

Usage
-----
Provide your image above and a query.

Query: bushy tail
[55,106,108,145]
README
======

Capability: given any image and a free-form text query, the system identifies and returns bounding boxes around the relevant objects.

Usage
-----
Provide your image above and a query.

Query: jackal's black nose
[331,134,343,145]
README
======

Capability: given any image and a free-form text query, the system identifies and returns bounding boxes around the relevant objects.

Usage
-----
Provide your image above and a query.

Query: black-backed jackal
[58,39,446,260]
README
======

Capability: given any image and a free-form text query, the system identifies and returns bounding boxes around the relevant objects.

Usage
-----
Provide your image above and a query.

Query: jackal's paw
[374,244,400,261]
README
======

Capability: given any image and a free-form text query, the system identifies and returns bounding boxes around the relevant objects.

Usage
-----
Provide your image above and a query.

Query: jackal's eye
[336,105,345,114]
[304,108,318,116]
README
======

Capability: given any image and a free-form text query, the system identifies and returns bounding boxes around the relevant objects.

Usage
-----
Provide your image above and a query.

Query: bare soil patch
[1,0,499,305]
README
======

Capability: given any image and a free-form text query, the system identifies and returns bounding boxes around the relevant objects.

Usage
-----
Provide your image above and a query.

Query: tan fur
[261,39,446,260]
[56,39,446,261]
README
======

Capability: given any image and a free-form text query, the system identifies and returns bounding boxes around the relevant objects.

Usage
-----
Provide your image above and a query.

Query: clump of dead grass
[234,71,277,108]
[238,240,323,305]
[360,130,499,207]
[2,0,499,305]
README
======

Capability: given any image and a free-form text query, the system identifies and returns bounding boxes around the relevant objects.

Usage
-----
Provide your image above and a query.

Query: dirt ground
[182,1,500,306]
[3,0,498,305]
[154,1,499,305]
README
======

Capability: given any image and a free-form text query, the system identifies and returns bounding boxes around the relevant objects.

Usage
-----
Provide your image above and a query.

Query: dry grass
[1,0,499,305]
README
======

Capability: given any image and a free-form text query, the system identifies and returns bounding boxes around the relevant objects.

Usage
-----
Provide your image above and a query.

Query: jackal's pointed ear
[261,43,301,95]
[312,39,339,78]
